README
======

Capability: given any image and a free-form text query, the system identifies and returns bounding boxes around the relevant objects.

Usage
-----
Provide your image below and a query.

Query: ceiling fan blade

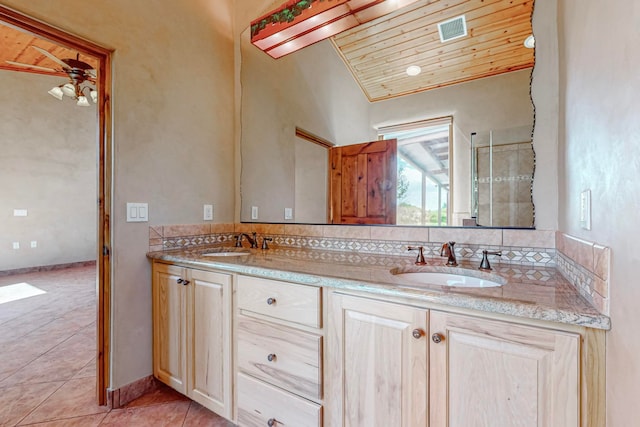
[5,60,58,73]
[86,69,97,78]
[32,45,71,69]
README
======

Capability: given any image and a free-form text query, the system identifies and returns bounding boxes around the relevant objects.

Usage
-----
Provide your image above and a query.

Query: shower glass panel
[471,126,534,227]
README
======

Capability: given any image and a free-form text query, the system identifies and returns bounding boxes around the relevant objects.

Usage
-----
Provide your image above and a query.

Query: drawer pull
[432,333,444,343]
[267,418,277,427]
[266,297,276,305]
[267,353,276,362]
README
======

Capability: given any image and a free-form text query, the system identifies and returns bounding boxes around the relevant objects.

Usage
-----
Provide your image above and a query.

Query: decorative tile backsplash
[149,223,556,268]
[555,232,610,315]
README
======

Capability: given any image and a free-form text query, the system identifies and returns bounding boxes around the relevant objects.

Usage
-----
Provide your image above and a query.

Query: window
[378,117,452,226]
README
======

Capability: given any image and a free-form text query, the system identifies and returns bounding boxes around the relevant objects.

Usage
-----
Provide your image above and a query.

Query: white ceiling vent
[438,15,467,43]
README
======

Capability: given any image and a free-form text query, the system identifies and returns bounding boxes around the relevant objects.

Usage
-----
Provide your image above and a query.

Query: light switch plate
[580,190,591,230]
[204,204,213,221]
[12,242,19,249]
[13,209,28,217]
[126,203,149,222]
[284,207,293,220]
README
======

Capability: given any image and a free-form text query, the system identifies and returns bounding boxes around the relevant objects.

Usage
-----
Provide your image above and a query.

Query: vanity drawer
[236,275,321,328]
[237,315,322,399]
[237,373,322,427]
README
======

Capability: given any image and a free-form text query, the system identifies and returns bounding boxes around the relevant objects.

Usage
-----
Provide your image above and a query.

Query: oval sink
[201,250,251,257]
[395,272,504,288]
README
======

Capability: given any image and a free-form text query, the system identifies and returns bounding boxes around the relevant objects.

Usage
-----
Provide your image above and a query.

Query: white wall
[0,0,236,389]
[0,71,96,271]
[557,0,640,423]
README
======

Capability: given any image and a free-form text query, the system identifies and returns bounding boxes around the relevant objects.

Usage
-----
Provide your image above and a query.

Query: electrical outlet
[251,206,259,220]
[284,207,293,220]
[204,204,213,221]
[30,241,37,248]
[12,242,19,250]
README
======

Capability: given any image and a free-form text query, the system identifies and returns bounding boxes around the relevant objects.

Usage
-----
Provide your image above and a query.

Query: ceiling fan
[6,45,98,106]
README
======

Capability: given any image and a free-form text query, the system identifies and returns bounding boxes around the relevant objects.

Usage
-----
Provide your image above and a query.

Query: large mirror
[240,0,535,227]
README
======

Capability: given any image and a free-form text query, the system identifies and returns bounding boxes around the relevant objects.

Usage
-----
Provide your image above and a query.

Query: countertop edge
[147,251,611,331]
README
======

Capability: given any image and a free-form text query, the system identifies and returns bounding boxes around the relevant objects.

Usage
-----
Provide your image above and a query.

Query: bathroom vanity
[148,246,607,427]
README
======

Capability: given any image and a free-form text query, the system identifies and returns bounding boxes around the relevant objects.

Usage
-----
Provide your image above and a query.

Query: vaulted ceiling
[331,0,534,101]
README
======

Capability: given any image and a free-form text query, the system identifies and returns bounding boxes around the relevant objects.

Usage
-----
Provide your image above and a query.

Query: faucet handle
[261,236,273,250]
[479,250,502,271]
[407,246,427,265]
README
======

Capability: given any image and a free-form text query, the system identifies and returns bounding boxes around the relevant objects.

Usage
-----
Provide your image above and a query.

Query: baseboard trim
[0,260,96,277]
[106,375,160,409]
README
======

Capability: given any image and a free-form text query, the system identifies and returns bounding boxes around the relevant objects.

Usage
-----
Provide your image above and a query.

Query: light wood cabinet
[236,275,324,425]
[152,262,232,419]
[327,292,429,427]
[152,263,188,394]
[429,311,580,427]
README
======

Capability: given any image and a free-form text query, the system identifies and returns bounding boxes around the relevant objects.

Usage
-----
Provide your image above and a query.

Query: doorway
[0,6,112,405]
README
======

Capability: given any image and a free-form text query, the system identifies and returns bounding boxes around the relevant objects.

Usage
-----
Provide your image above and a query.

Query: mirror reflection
[240,0,535,227]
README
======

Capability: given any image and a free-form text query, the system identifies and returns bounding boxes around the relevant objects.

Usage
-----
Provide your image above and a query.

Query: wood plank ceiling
[0,22,98,78]
[331,0,534,101]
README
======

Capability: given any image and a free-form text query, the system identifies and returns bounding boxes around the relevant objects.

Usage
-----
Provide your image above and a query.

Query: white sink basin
[394,272,504,288]
[201,250,251,257]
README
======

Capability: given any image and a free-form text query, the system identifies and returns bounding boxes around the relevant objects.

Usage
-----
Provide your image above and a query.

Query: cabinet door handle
[267,353,276,362]
[266,297,276,305]
[176,278,183,284]
[267,418,277,427]
[412,329,424,339]
[432,333,444,343]
[181,280,190,286]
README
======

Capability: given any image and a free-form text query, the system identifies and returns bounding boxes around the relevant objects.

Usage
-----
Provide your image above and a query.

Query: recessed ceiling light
[406,65,422,76]
[524,35,535,49]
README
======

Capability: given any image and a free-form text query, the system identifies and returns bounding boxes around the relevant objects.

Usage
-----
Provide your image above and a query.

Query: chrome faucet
[235,232,258,248]
[440,241,458,266]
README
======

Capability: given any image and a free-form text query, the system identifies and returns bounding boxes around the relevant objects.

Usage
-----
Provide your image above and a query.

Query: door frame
[0,5,113,405]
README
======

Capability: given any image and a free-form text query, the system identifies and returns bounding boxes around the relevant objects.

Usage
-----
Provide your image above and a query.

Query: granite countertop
[147,245,611,330]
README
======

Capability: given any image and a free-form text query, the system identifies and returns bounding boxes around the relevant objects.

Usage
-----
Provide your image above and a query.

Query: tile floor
[0,264,234,426]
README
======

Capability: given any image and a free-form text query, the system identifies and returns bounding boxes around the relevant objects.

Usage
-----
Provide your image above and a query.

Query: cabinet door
[152,263,188,394]
[327,292,428,427]
[429,312,580,427]
[188,269,232,418]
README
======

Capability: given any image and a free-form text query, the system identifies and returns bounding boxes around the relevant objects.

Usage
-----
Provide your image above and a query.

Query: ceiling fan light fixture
[48,86,64,100]
[90,89,98,103]
[524,35,535,49]
[61,83,76,97]
[77,95,90,107]
[406,65,422,76]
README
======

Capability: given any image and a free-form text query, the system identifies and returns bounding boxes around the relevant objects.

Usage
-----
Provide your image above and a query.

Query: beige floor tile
[124,382,189,408]
[184,402,235,426]
[100,401,191,426]
[18,377,108,425]
[0,381,63,426]
[17,413,107,426]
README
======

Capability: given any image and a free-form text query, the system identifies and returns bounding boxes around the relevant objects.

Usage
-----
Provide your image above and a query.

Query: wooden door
[429,312,580,427]
[330,139,397,224]
[152,263,188,394]
[327,292,428,427]
[188,269,232,418]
